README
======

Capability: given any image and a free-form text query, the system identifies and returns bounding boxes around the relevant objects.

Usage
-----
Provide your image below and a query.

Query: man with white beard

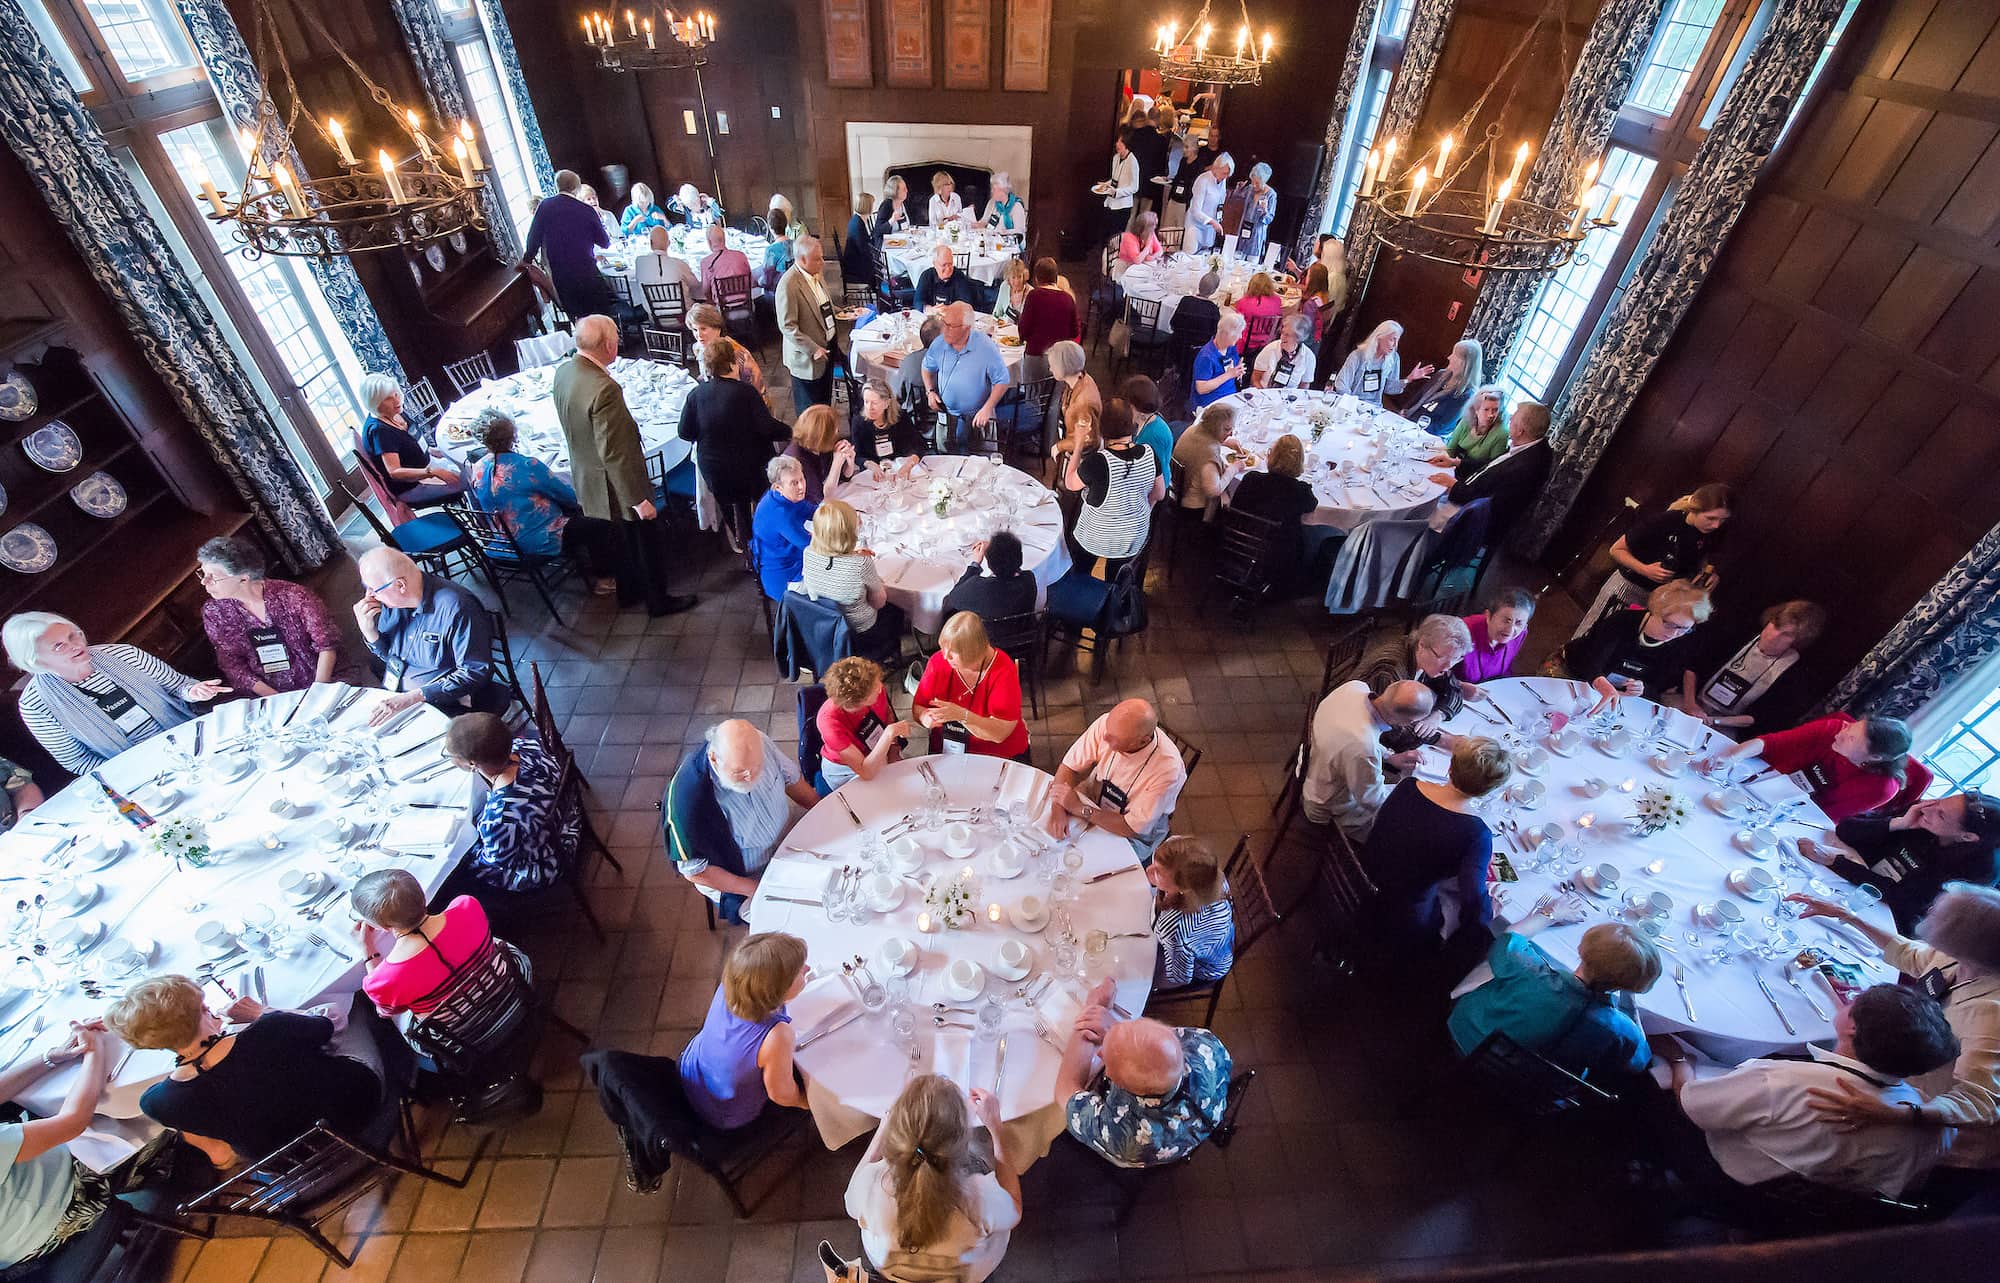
[663,719,821,924]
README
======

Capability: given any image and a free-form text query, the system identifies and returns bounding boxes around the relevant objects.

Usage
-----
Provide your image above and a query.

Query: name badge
[856,710,887,753]
[1361,369,1382,394]
[383,658,406,693]
[1415,413,1431,430]
[1704,667,1753,710]
[818,298,836,330]
[83,683,152,735]
[941,722,970,755]
[1274,354,1297,386]
[248,626,290,674]
[1917,968,1952,1005]
[1098,778,1132,813]
[1790,769,1819,795]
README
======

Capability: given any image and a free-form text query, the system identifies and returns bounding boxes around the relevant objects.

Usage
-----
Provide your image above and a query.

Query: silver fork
[304,930,355,962]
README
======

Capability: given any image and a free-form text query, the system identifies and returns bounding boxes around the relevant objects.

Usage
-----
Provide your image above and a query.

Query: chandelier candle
[1484,180,1511,235]
[1506,143,1531,189]
[272,163,306,217]
[457,120,486,171]
[327,118,357,166]
[379,151,407,205]
[1405,166,1427,216]
[1360,149,1380,199]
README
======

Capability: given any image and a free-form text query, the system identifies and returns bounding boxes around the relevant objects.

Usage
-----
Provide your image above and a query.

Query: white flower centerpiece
[929,476,956,519]
[1206,252,1222,276]
[1630,785,1690,839]
[1307,406,1334,445]
[151,816,211,869]
[923,874,978,930]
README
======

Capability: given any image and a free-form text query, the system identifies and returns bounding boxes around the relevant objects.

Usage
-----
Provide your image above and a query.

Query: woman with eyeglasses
[1357,614,1479,751]
[195,535,342,698]
[4,612,228,775]
[1793,793,2000,933]
[1551,580,1712,717]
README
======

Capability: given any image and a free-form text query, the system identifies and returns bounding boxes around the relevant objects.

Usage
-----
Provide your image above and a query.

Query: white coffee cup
[1699,900,1744,928]
[1579,777,1609,797]
[1732,866,1778,897]
[1015,894,1046,923]
[879,937,917,973]
[943,822,975,856]
[997,938,1031,972]
[889,836,926,871]
[1585,863,1621,893]
[948,958,984,993]
[195,921,235,954]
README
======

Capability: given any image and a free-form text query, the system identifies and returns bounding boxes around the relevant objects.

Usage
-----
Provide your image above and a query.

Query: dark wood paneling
[1558,0,2000,711]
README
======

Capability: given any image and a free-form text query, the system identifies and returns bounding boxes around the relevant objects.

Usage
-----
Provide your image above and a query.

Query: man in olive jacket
[551,315,695,615]
[777,235,837,412]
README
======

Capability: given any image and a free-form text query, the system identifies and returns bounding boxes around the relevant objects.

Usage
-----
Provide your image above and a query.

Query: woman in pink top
[1230,272,1285,355]
[1116,210,1164,274]
[352,870,497,1017]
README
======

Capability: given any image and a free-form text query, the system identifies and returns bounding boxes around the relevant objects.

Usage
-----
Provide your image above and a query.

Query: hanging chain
[246,0,431,161]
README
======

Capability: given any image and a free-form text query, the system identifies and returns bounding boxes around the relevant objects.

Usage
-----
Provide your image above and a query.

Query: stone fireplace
[843,122,1034,226]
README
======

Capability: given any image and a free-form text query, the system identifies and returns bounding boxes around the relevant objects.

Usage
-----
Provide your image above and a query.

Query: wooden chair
[952,250,973,273]
[1401,497,1494,617]
[872,245,914,311]
[1307,820,1378,970]
[443,352,496,399]
[644,446,700,539]
[998,376,1058,466]
[1158,719,1204,792]
[713,272,756,344]
[1243,309,1280,352]
[1148,835,1279,1028]
[444,499,578,625]
[1458,1031,1619,1119]
[1204,506,1284,612]
[1271,619,1372,842]
[341,481,495,598]
[1044,556,1146,684]
[486,607,532,717]
[526,661,584,788]
[640,279,687,330]
[983,609,1048,720]
[403,376,443,443]
[641,323,687,366]
[1116,295,1174,383]
[840,281,874,310]
[1158,225,1185,252]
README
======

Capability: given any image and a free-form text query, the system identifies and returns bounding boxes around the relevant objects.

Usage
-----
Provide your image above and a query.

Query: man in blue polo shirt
[354,547,506,724]
[921,302,1011,454]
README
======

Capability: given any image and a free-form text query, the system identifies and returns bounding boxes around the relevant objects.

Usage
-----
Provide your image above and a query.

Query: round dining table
[434,356,696,482]
[847,309,1028,391]
[832,454,1069,634]
[747,754,1153,1163]
[1217,387,1449,533]
[1117,252,1297,330]
[1,683,475,1170]
[1436,677,1903,1063]
[880,227,1019,286]
[593,226,770,298]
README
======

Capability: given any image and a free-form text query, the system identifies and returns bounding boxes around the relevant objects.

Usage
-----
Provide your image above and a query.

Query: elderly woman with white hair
[1183,151,1234,252]
[1235,161,1278,260]
[1358,613,1480,750]
[1191,308,1248,409]
[982,171,1027,241]
[1787,883,2000,1172]
[357,372,465,507]
[620,181,669,238]
[669,182,723,228]
[1252,314,1317,389]
[1400,338,1483,436]
[1047,339,1103,463]
[6,613,227,774]
[1335,321,1434,408]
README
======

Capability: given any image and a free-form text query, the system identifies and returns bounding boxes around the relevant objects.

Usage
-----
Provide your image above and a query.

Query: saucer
[941,962,987,1002]
[988,852,1027,880]
[942,823,977,859]
[1651,753,1688,776]
[1727,869,1777,902]
[1546,734,1581,757]
[991,946,1032,983]
[74,837,125,870]
[877,938,918,977]
[51,919,104,957]
[1008,903,1050,933]
[102,936,156,975]
[1704,789,1751,818]
[1732,828,1777,860]
[1595,733,1635,757]
[864,875,905,912]
[1577,865,1620,897]
[49,880,98,916]
[280,871,327,903]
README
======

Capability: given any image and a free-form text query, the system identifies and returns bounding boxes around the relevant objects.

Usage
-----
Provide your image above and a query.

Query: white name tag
[383,658,406,693]
[255,642,290,673]
[113,702,152,734]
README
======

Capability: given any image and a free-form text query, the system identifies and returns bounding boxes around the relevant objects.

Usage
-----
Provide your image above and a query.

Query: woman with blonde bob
[785,404,856,504]
[797,500,906,662]
[1171,400,1242,514]
[1555,579,1714,716]
[1149,836,1235,989]
[927,171,965,228]
[911,611,1031,760]
[1360,737,1515,964]
[679,933,811,1130]
[1401,338,1484,436]
[835,1074,1022,1282]
[1785,883,2000,1168]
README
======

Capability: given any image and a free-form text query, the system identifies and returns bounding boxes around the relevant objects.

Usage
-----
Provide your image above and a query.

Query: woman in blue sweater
[751,455,818,601]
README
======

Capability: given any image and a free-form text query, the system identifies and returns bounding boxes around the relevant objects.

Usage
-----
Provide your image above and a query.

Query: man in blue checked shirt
[353,547,506,725]
[921,302,1010,454]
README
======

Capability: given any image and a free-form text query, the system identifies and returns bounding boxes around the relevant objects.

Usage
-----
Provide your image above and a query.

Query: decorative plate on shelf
[22,421,82,472]
[0,373,36,422]
[424,245,448,273]
[448,232,468,255]
[69,471,126,519]
[0,523,56,574]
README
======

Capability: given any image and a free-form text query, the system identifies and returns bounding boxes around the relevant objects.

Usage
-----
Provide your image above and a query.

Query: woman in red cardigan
[1696,711,1913,822]
[1014,256,1080,385]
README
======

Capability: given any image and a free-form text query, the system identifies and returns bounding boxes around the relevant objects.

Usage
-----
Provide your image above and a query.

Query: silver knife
[1756,975,1797,1035]
[1086,865,1141,884]
[797,1007,865,1050]
[993,1034,1008,1096]
[835,793,863,828]
[1784,970,1829,1021]
[252,965,268,1005]
[1672,963,1696,1022]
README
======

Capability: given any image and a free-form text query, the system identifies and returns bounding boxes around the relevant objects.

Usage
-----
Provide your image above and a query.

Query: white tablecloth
[832,455,1069,635]
[1440,678,1902,1063]
[848,310,1028,391]
[593,227,768,298]
[881,228,1018,286]
[1,684,475,1168]
[1118,252,1297,330]
[749,755,1152,1161]
[1219,388,1447,533]
[434,358,695,482]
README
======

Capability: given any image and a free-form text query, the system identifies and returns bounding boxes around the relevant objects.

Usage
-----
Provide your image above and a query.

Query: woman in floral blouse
[196,536,342,696]
[441,713,579,895]
[464,410,619,592]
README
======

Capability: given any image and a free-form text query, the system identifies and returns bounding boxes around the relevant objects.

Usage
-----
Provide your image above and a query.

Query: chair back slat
[1159,721,1203,786]
[641,324,688,365]
[1461,1032,1616,1117]
[640,280,687,329]
[444,352,497,400]
[1221,834,1280,956]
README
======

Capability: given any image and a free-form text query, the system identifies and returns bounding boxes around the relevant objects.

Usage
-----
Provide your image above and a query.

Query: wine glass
[975,995,1006,1042]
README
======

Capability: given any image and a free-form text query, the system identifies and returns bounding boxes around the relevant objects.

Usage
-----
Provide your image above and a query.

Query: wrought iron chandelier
[1151,0,1275,86]
[581,6,716,72]
[195,0,487,259]
[1354,0,1615,276]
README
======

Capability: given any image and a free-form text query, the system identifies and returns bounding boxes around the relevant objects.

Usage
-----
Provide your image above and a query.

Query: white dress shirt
[1679,1045,1947,1197]
[1302,681,1397,838]
[1105,152,1139,211]
[1185,170,1226,250]
[929,192,966,228]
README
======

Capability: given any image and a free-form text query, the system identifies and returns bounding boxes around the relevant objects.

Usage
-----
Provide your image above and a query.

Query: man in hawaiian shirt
[1056,978,1232,1167]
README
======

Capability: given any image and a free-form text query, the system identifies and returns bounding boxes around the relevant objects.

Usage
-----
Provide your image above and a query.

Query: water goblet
[1842,884,1884,916]
[1049,937,1081,976]
[1049,871,1077,904]
[976,995,1006,1041]
[859,980,889,1014]
[1062,846,1085,877]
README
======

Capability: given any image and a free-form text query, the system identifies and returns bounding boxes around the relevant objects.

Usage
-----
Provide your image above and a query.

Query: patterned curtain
[476,0,556,194]
[1518,0,1848,557]
[1460,0,1668,374]
[1288,0,1384,267]
[0,7,341,569]
[1820,520,2000,723]
[386,0,521,259]
[171,0,406,382]
[1337,0,1457,345]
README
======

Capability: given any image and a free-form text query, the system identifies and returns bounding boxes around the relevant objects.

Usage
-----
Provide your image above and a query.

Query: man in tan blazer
[776,235,837,412]
[551,315,695,615]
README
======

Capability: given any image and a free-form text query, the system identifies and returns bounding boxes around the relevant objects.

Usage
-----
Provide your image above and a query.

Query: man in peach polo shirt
[1043,698,1187,859]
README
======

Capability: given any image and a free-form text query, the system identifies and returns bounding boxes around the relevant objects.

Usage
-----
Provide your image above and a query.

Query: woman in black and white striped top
[4,612,228,775]
[794,500,906,664]
[1062,397,1163,578]
[1147,836,1235,989]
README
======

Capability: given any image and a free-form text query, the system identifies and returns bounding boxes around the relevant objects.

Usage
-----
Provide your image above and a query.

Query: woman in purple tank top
[679,932,811,1129]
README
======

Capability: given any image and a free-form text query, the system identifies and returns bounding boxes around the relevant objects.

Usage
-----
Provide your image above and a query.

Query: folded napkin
[760,860,833,901]
[1035,984,1085,1040]
[932,1025,1000,1097]
[382,812,459,853]
[789,977,863,1053]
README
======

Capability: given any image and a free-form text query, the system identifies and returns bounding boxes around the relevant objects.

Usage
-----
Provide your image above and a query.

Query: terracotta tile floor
[147,343,1734,1280]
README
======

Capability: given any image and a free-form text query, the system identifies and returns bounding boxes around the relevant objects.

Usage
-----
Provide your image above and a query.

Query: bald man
[1303,677,1435,839]
[353,546,504,725]
[921,301,1010,455]
[1057,979,1232,1168]
[1043,698,1187,858]
[552,315,695,616]
[663,719,822,924]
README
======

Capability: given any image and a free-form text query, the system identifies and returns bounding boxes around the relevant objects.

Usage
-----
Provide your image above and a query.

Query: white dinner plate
[0,523,57,574]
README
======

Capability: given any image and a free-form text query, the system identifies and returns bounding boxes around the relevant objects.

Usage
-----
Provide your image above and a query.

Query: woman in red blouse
[1697,711,1913,822]
[353,869,497,1018]
[912,612,1030,761]
[1014,257,1081,383]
